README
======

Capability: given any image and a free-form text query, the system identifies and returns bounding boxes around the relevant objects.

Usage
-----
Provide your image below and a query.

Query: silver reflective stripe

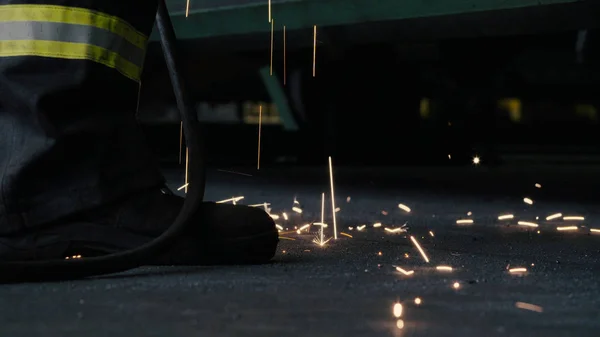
[0,21,144,69]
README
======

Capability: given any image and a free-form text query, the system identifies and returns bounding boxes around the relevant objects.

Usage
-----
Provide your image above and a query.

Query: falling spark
[249,203,271,208]
[184,147,189,193]
[456,219,474,225]
[328,156,338,240]
[467,211,472,216]
[177,183,188,191]
[257,105,262,170]
[282,212,289,220]
[346,196,351,202]
[453,282,460,289]
[563,216,584,221]
[414,298,422,305]
[320,193,325,243]
[335,207,341,213]
[373,223,382,228]
[518,221,538,228]
[283,25,286,85]
[429,231,434,237]
[292,207,303,214]
[385,227,406,233]
[356,225,366,231]
[381,210,389,216]
[557,226,578,231]
[268,0,271,22]
[340,232,353,238]
[275,225,283,231]
[436,265,453,272]
[270,19,274,76]
[515,302,543,313]
[498,214,514,220]
[396,320,405,329]
[179,121,183,164]
[185,0,190,17]
[296,224,310,234]
[410,236,430,263]
[590,228,600,234]
[270,214,280,220]
[398,204,411,213]
[348,227,354,230]
[278,236,295,241]
[472,156,480,165]
[393,303,403,318]
[546,213,562,221]
[523,197,533,205]
[509,267,527,274]
[395,266,414,276]
[216,196,244,204]
[535,183,542,188]
[312,25,317,77]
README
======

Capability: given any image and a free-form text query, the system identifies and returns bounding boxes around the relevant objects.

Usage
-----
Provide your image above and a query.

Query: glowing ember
[556,226,578,231]
[398,204,411,213]
[563,216,584,221]
[456,219,474,225]
[515,302,543,313]
[523,197,533,205]
[436,265,453,272]
[545,213,562,221]
[498,214,514,220]
[414,297,422,305]
[410,236,430,263]
[518,221,538,228]
[509,267,527,274]
[393,303,403,318]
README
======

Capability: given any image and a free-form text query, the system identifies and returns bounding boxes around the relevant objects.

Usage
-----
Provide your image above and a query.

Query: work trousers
[0,0,165,234]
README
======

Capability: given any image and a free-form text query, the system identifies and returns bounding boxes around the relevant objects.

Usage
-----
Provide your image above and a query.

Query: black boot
[0,187,279,264]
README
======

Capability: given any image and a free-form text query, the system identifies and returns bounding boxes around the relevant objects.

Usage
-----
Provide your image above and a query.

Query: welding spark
[248,203,271,207]
[546,213,562,221]
[523,197,533,205]
[328,157,338,240]
[498,214,514,220]
[393,303,403,318]
[557,226,578,231]
[515,302,543,313]
[179,121,183,164]
[385,227,406,233]
[296,224,310,234]
[184,147,189,193]
[292,206,303,214]
[279,236,295,241]
[356,225,366,231]
[373,223,382,228]
[185,0,190,17]
[177,183,188,191]
[394,266,415,276]
[283,25,287,85]
[429,231,434,237]
[436,265,453,272]
[518,221,538,228]
[590,228,600,234]
[456,219,474,225]
[535,183,542,188]
[410,236,430,263]
[216,196,245,204]
[270,214,280,220]
[414,298,422,305]
[269,20,274,76]
[268,0,271,22]
[257,105,262,169]
[275,224,283,231]
[398,204,411,213]
[452,282,460,289]
[282,212,289,220]
[509,267,527,274]
[563,216,584,221]
[340,232,353,238]
[312,25,317,77]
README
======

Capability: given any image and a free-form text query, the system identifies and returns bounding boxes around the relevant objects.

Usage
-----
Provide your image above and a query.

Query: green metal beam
[151,0,578,40]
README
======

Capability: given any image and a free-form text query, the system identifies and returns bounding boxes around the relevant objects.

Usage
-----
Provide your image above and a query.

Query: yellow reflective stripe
[0,4,147,50]
[0,40,141,82]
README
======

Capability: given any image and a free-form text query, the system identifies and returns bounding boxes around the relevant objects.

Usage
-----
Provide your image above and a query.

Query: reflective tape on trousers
[0,5,148,82]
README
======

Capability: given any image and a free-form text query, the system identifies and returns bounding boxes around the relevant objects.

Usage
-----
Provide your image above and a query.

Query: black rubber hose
[0,0,205,283]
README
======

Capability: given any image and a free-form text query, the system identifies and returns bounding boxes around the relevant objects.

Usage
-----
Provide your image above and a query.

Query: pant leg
[0,0,165,234]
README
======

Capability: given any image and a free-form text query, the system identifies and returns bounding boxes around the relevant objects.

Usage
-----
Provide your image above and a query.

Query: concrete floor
[1,167,599,336]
